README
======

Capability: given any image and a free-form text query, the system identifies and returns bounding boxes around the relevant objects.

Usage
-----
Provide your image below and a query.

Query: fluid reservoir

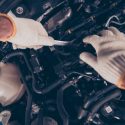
[0,62,25,106]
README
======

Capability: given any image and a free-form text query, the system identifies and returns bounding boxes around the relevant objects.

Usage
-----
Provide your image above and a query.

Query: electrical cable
[105,15,119,27]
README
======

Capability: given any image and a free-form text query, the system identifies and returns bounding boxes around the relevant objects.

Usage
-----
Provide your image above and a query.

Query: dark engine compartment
[0,0,125,125]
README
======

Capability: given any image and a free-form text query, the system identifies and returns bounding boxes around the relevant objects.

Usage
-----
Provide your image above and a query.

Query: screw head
[16,7,24,15]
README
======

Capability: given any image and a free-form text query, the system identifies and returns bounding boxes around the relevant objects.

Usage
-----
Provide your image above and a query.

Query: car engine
[0,0,125,125]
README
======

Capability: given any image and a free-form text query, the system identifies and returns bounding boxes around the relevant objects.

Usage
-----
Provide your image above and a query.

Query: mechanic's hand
[0,13,67,49]
[80,27,125,89]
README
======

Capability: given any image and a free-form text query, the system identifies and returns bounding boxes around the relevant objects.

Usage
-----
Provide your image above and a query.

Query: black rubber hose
[2,51,67,95]
[78,85,117,119]
[84,85,117,109]
[57,72,97,123]
[41,78,66,94]
[19,69,32,125]
[85,90,121,124]
[57,85,70,125]
[41,1,67,24]
[57,78,78,125]
[37,108,43,125]
[25,88,32,125]
[1,51,44,94]
[2,51,33,72]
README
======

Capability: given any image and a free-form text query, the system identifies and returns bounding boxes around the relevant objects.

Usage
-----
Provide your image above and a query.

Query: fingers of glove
[99,40,125,52]
[108,27,125,40]
[99,30,114,37]
[80,52,97,69]
[108,27,123,36]
[83,35,101,51]
[92,36,125,46]
[83,34,119,51]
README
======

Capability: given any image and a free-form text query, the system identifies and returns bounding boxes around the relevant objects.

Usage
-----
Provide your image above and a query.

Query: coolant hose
[37,108,43,125]
[2,51,33,72]
[84,85,116,109]
[57,78,78,125]
[57,86,69,125]
[41,78,66,94]
[78,85,117,119]
[1,51,44,94]
[85,89,121,125]
[24,86,32,125]
[19,68,32,125]
[2,51,67,95]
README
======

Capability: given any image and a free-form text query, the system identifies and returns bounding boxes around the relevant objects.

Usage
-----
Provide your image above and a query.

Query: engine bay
[0,0,125,125]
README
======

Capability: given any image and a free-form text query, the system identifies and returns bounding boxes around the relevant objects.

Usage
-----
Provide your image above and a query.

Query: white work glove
[80,27,125,89]
[3,13,67,49]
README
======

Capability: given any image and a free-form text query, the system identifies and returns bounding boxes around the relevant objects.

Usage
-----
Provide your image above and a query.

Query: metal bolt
[16,7,24,15]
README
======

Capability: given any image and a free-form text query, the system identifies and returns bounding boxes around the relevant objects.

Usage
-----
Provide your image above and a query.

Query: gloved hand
[0,13,67,49]
[80,27,125,89]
